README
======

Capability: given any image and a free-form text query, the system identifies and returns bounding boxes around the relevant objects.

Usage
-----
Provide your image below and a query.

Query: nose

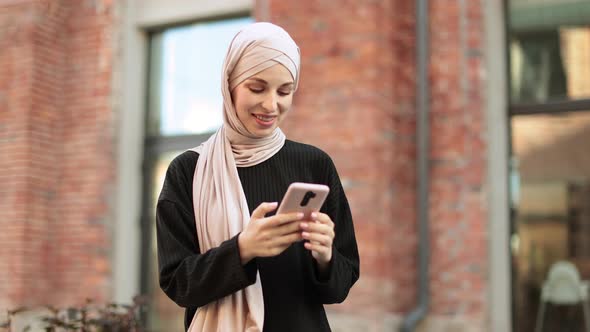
[261,93,279,113]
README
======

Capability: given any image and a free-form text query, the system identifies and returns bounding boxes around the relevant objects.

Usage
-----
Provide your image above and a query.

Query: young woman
[156,22,359,332]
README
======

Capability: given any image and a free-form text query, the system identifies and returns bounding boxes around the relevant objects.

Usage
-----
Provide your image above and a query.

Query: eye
[278,89,292,96]
[249,87,264,94]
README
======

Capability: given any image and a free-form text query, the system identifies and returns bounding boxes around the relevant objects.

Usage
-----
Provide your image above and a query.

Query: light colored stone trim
[326,311,484,332]
[416,316,486,332]
[112,0,252,304]
[326,310,402,332]
[483,0,512,331]
[135,0,252,27]
[112,0,145,304]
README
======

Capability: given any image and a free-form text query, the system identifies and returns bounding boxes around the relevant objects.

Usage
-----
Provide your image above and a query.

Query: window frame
[114,0,252,308]
[140,14,252,300]
[510,98,590,116]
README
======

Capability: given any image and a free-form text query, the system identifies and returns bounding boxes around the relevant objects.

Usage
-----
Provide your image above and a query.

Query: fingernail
[269,202,278,207]
[297,213,304,219]
[311,212,318,219]
[302,232,309,237]
[300,222,308,228]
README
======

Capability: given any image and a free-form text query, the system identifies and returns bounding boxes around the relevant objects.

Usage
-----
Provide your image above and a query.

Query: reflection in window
[509,0,590,103]
[511,111,590,331]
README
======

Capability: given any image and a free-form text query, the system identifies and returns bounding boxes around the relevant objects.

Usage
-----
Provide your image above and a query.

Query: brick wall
[259,0,489,330]
[261,0,402,315]
[0,0,115,309]
[1,0,491,330]
[428,0,487,324]
[0,1,44,309]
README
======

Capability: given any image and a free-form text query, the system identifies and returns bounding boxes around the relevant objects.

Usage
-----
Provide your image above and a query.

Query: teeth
[255,115,273,121]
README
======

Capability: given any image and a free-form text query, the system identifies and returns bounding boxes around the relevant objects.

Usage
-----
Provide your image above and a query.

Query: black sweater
[156,140,360,331]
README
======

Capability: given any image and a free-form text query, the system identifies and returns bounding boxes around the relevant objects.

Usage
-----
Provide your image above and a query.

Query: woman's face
[231,64,294,138]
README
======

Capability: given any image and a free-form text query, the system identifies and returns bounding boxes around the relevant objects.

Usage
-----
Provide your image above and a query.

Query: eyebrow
[247,77,294,87]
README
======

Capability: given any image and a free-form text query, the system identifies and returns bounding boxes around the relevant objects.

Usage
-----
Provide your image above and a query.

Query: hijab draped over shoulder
[188,22,301,332]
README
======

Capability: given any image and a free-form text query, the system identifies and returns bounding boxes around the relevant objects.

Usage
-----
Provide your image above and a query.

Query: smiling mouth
[254,114,275,121]
[252,114,277,127]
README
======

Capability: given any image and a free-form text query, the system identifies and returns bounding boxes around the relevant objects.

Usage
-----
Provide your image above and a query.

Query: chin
[250,127,276,138]
[257,130,275,138]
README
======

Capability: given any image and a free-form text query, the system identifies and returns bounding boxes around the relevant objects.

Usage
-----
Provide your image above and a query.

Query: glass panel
[148,151,184,331]
[508,0,590,103]
[510,111,590,332]
[147,17,254,136]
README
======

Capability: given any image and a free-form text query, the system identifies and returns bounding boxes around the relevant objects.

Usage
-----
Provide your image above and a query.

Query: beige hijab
[188,22,300,332]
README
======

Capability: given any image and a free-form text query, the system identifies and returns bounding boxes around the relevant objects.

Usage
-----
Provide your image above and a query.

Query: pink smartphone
[277,182,330,219]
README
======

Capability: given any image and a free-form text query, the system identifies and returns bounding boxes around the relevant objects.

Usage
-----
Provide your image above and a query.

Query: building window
[142,16,253,330]
[509,0,590,105]
[507,1,590,331]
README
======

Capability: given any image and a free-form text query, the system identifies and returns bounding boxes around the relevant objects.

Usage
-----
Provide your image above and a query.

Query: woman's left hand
[300,212,335,267]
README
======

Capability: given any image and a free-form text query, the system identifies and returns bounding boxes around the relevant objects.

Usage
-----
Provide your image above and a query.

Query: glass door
[507,1,590,331]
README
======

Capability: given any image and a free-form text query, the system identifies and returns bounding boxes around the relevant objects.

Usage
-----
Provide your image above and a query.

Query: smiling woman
[155,22,359,332]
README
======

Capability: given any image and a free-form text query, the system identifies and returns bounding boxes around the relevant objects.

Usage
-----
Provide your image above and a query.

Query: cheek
[278,96,294,113]
[242,91,262,108]
[233,90,253,114]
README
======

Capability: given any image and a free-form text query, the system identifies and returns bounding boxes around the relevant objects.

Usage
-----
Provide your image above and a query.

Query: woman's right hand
[238,202,304,265]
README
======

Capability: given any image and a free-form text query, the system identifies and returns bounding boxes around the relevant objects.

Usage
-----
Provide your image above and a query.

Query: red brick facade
[0,0,114,309]
[265,0,488,325]
[1,0,490,329]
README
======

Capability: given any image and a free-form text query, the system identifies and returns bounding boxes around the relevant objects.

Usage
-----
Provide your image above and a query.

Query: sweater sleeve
[156,152,257,308]
[308,155,360,303]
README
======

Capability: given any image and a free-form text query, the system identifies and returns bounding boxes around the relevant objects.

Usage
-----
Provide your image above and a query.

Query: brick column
[257,0,411,316]
[428,0,488,325]
[258,0,490,330]
[0,0,65,308]
[0,0,115,309]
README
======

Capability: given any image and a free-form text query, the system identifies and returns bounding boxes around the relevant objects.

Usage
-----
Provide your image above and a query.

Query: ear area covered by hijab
[188,22,301,332]
[226,22,301,91]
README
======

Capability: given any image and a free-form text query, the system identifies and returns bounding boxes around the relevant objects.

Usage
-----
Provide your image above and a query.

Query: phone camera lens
[299,191,316,207]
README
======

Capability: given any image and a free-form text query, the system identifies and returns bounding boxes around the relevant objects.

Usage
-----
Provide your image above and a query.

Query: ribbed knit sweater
[156,139,360,332]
